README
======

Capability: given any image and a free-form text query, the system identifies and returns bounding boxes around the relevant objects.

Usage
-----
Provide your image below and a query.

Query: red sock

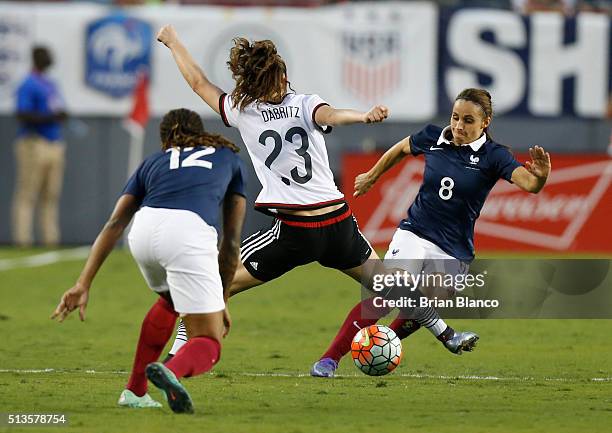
[320,298,390,363]
[165,336,221,379]
[389,317,422,339]
[126,298,178,396]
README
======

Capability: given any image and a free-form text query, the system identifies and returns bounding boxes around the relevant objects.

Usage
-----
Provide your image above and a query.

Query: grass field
[1,247,611,433]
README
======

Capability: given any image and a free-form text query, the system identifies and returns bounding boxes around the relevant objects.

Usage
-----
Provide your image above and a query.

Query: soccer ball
[351,325,403,376]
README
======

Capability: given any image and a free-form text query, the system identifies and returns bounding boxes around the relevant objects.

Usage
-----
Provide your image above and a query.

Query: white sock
[168,320,188,355]
[414,306,448,337]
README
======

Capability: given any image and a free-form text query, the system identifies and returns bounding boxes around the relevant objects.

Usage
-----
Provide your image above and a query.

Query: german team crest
[85,14,152,98]
[342,31,401,104]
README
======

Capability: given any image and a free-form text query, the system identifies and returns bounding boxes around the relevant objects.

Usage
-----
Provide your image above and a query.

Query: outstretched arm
[354,136,412,197]
[51,194,140,322]
[315,104,389,127]
[511,145,551,193]
[157,25,224,114]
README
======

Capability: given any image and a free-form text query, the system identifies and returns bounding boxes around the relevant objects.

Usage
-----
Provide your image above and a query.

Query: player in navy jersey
[156,25,392,363]
[312,88,552,377]
[52,109,246,413]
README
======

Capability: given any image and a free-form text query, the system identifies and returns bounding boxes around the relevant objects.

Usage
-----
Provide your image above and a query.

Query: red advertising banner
[342,153,612,253]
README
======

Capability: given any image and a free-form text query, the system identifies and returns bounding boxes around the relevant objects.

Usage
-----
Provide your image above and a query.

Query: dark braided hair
[159,108,239,153]
[455,88,494,140]
[227,37,290,110]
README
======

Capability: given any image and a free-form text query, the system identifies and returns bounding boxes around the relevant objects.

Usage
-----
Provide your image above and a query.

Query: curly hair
[159,108,239,153]
[227,37,289,110]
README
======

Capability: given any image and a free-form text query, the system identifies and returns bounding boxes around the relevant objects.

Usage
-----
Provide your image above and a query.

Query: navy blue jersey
[123,146,246,231]
[399,124,522,262]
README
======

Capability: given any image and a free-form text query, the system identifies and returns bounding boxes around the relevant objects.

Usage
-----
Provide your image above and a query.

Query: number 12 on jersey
[167,147,215,170]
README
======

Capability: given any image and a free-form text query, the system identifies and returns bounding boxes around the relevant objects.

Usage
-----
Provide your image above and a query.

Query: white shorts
[127,207,225,314]
[383,229,468,284]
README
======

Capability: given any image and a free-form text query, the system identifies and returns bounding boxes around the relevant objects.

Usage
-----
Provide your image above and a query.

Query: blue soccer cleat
[145,362,194,414]
[310,357,338,378]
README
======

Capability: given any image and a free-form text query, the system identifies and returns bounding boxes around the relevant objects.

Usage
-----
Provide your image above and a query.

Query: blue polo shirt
[399,124,522,262]
[15,72,65,141]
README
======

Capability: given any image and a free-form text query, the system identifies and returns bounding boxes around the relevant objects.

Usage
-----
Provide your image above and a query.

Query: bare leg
[228,261,265,296]
[167,261,263,357]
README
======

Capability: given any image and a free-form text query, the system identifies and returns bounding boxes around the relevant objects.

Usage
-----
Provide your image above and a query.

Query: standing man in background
[13,46,67,247]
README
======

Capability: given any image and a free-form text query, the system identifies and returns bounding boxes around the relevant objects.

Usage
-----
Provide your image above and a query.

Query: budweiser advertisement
[342,154,612,253]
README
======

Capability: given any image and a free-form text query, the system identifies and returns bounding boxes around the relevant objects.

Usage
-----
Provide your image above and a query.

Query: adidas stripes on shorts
[240,203,372,282]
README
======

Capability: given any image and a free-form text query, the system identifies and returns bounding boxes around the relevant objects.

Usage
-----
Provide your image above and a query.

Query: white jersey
[220,92,344,211]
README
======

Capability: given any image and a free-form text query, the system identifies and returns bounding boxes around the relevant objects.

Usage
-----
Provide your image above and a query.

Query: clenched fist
[354,172,376,197]
[364,105,389,123]
[157,24,179,48]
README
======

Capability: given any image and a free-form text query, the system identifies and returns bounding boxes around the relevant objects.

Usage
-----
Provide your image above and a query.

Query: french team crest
[85,14,152,98]
[342,31,401,104]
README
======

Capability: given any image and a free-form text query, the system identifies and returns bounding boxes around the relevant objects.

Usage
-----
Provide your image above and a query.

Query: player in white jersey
[221,91,345,211]
[157,25,389,362]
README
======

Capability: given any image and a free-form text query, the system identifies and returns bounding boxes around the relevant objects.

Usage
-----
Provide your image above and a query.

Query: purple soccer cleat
[310,357,338,378]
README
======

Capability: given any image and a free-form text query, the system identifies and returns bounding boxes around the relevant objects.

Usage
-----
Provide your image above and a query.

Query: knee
[41,187,61,203]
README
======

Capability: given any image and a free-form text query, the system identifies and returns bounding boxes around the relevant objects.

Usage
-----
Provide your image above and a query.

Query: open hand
[51,283,89,322]
[525,145,551,180]
[364,105,389,123]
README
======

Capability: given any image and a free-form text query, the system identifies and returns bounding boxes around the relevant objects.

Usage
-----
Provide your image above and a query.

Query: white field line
[0,369,609,383]
[0,247,90,271]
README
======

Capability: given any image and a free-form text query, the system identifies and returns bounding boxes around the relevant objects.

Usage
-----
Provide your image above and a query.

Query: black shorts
[240,203,372,282]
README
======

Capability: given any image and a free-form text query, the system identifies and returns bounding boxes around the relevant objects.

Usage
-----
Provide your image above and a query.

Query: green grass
[1,248,611,433]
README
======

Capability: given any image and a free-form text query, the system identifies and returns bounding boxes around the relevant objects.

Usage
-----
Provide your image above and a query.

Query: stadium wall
[0,115,609,245]
[0,1,610,246]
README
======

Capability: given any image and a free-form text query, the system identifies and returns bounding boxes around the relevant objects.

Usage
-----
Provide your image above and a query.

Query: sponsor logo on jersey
[85,14,152,98]
[429,146,443,151]
[342,30,400,104]
[250,261,259,270]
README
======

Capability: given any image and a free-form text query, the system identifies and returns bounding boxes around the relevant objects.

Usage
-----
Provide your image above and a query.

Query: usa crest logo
[85,14,152,98]
[342,31,401,104]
